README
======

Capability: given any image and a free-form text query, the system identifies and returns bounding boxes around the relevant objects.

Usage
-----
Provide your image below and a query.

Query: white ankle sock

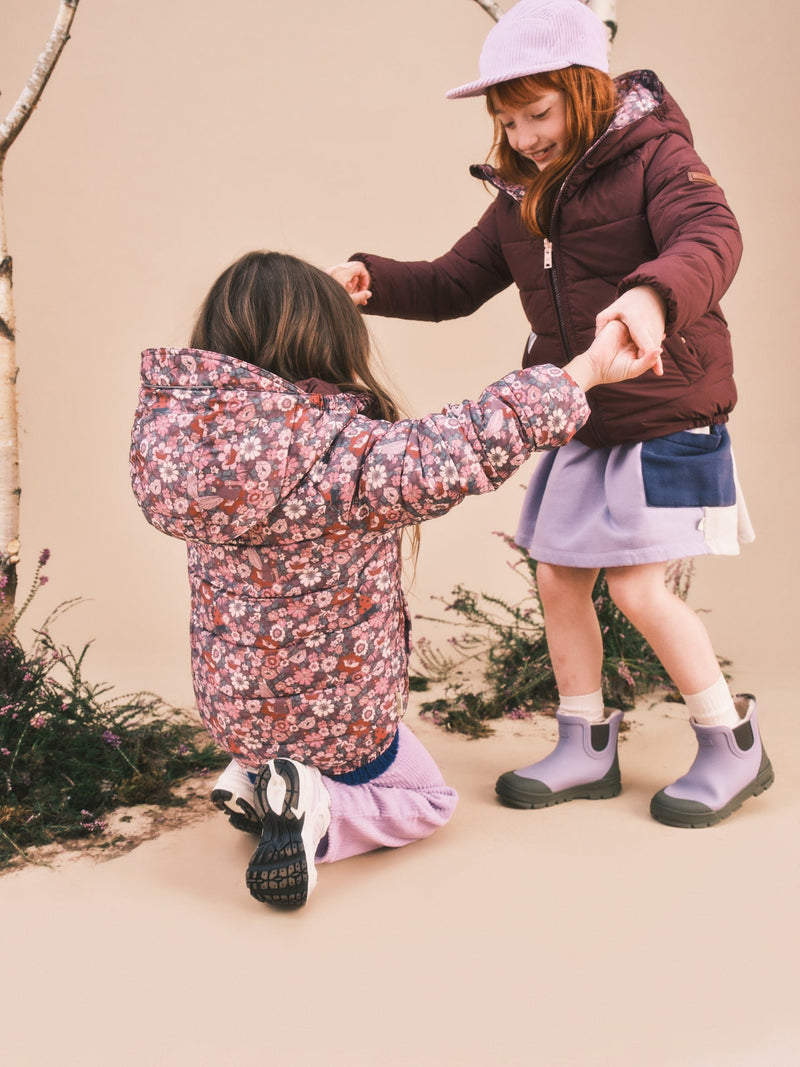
[681,675,740,728]
[558,690,605,724]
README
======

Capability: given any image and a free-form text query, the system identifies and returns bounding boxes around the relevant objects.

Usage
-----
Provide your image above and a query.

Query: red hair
[486,66,617,239]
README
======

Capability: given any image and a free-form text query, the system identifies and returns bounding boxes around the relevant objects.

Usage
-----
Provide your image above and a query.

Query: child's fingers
[326,262,372,294]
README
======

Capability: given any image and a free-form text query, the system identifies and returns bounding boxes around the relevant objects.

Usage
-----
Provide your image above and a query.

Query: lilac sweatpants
[318,723,458,863]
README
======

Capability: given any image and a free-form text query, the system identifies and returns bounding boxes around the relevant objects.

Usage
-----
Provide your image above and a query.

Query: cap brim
[445,76,507,100]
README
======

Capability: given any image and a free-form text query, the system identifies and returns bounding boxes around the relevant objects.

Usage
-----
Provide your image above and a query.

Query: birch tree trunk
[0,0,80,628]
[471,0,618,45]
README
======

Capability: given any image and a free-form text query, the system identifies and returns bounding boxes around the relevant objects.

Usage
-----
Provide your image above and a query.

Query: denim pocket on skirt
[640,425,736,508]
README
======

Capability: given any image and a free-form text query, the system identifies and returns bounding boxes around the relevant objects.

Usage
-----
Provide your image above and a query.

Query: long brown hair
[486,66,617,239]
[190,251,420,564]
[190,251,400,423]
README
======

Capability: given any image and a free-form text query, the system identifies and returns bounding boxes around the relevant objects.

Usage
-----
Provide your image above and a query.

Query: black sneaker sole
[246,760,308,908]
[210,787,261,834]
[650,753,775,829]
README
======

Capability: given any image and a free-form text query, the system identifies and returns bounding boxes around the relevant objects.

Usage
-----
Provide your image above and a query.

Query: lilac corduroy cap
[446,0,609,100]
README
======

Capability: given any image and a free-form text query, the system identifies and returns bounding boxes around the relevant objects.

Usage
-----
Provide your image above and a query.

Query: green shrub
[0,554,225,866]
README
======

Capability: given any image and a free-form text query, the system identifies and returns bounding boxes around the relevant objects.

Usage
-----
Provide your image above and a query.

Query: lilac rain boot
[650,694,774,829]
[495,709,623,809]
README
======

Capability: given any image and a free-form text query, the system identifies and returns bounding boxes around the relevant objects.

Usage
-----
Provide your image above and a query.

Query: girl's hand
[327,261,372,306]
[564,321,664,393]
[595,285,666,363]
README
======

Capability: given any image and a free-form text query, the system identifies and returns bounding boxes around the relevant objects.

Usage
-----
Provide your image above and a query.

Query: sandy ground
[2,672,798,1067]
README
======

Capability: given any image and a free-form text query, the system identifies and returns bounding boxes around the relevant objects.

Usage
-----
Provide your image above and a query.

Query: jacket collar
[470,70,666,202]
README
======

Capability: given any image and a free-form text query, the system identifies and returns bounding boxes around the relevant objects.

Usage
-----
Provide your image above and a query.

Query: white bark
[584,0,618,46]
[471,0,504,22]
[0,0,80,623]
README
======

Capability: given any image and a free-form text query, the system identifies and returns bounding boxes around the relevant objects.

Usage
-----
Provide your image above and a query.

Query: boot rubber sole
[495,759,621,810]
[246,760,309,908]
[650,752,775,829]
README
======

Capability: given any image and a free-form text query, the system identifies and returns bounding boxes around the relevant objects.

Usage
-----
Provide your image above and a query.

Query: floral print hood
[131,346,374,545]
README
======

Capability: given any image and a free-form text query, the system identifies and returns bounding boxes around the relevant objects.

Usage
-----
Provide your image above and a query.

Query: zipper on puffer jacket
[544,124,615,363]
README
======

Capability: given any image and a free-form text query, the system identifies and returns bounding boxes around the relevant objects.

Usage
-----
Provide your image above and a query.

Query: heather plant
[411,534,713,738]
[0,553,225,867]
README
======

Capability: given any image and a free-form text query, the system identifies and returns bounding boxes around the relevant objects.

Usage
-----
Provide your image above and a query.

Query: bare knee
[605,567,661,627]
[537,563,598,609]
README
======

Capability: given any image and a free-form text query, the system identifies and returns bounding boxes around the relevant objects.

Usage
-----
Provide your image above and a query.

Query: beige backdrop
[3,0,797,707]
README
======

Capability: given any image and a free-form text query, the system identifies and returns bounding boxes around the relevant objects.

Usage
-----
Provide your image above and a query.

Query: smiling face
[494,89,569,171]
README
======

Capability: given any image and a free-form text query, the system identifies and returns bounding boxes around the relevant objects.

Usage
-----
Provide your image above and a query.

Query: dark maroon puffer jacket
[351,71,743,448]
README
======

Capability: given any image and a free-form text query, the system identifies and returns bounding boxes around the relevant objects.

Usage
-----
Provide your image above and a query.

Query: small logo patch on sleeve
[687,170,718,186]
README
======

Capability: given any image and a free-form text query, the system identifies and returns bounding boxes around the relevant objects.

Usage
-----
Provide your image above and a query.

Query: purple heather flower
[507,708,532,720]
[38,548,51,567]
[30,713,48,729]
[102,730,122,748]
[39,575,49,586]
[616,660,635,687]
[0,748,10,757]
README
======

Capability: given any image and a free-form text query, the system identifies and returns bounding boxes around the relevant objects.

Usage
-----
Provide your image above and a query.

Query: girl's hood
[130,347,371,544]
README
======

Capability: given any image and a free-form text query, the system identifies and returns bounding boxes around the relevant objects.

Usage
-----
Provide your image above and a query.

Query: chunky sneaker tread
[650,750,774,829]
[246,759,311,909]
[210,786,261,834]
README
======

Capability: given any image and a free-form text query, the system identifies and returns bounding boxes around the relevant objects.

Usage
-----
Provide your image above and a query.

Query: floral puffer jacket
[130,347,589,773]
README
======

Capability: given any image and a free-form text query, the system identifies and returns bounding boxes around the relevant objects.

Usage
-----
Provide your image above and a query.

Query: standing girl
[329,0,772,828]
[130,250,655,909]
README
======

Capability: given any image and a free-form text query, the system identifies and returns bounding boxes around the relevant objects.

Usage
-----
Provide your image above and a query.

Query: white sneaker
[210,760,260,834]
[246,758,332,909]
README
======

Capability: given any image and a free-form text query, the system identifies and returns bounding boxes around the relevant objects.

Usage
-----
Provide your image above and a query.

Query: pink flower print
[486,446,509,467]
[366,460,388,488]
[239,435,262,461]
[229,671,250,692]
[284,499,307,520]
[158,460,180,484]
[313,697,336,718]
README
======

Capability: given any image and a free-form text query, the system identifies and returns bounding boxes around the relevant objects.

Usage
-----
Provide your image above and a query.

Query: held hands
[327,261,372,306]
[564,320,664,393]
[595,285,666,363]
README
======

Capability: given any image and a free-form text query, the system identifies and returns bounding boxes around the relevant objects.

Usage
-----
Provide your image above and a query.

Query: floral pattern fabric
[130,347,589,773]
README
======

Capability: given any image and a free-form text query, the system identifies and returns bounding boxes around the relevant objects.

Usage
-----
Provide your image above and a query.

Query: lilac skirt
[516,427,754,569]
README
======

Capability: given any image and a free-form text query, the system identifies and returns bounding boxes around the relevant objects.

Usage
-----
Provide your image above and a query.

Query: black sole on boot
[495,754,621,810]
[650,752,775,829]
[246,761,308,908]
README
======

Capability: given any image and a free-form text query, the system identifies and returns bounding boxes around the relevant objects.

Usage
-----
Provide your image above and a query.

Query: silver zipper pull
[543,238,553,269]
